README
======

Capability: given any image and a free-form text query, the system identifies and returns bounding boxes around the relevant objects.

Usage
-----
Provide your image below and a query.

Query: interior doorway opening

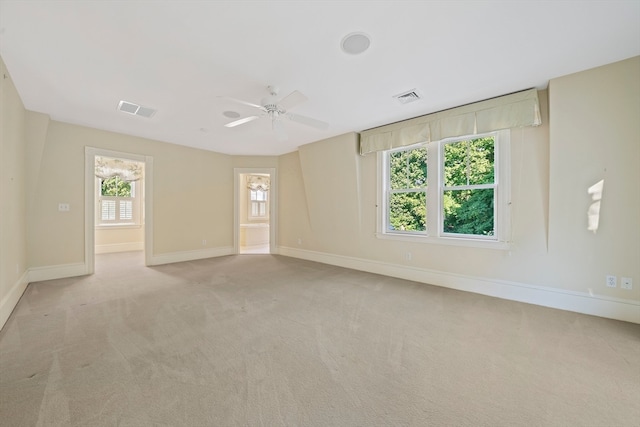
[235,168,276,255]
[85,147,153,275]
[94,155,145,256]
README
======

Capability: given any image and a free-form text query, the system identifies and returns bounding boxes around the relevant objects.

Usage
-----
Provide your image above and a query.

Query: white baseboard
[148,246,235,266]
[278,246,640,324]
[95,242,144,254]
[0,270,29,331]
[28,263,89,283]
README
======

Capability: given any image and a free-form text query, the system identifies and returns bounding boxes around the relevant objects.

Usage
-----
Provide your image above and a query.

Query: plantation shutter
[119,200,133,220]
[101,200,116,221]
[359,88,541,155]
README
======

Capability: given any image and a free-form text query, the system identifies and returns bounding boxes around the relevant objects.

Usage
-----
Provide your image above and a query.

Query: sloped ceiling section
[0,1,638,155]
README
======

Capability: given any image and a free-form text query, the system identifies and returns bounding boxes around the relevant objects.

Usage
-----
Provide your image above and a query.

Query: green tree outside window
[101,177,132,197]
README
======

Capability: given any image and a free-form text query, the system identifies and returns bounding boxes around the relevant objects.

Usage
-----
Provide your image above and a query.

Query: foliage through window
[382,131,507,243]
[388,148,427,232]
[98,176,139,225]
[442,137,495,236]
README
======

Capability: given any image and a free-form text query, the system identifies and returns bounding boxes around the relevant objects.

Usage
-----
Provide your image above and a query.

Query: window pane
[119,200,133,220]
[388,191,426,232]
[408,148,427,188]
[443,188,494,236]
[390,148,427,189]
[101,177,132,197]
[468,137,494,185]
[444,137,494,187]
[444,141,468,187]
[389,151,409,189]
[117,180,132,197]
[251,202,258,216]
[259,202,266,216]
[101,200,116,220]
[101,178,117,196]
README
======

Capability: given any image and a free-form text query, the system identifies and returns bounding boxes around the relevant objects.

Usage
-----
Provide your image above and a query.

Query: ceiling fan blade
[224,116,260,128]
[277,90,307,111]
[286,112,329,130]
[272,119,288,141]
[218,96,265,111]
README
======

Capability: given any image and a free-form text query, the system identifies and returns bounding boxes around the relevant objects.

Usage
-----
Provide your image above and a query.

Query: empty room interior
[0,1,639,426]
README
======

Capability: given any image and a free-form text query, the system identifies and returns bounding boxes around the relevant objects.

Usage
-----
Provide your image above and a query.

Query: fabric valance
[359,88,541,155]
[95,156,143,182]
[246,175,270,191]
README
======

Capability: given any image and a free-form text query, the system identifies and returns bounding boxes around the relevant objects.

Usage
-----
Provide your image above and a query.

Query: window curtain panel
[359,88,541,155]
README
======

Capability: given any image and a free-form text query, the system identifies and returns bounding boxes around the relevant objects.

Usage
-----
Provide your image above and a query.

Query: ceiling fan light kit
[221,86,329,140]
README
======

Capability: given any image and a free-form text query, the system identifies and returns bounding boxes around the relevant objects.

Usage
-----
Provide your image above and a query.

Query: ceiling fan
[221,86,329,140]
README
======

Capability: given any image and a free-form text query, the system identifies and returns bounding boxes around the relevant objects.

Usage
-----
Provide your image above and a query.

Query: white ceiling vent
[393,89,422,105]
[118,100,156,118]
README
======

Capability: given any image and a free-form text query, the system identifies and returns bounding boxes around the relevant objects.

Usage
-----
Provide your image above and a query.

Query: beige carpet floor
[1,252,638,426]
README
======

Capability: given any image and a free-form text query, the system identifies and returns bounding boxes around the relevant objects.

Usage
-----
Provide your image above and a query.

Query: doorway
[234,168,277,254]
[85,147,154,274]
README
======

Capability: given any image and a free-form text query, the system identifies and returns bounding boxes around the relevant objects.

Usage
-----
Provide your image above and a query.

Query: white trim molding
[278,246,640,324]
[95,243,144,254]
[0,270,29,331]
[148,246,235,266]
[28,263,89,283]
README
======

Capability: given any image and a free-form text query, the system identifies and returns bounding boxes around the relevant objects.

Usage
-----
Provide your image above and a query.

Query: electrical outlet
[606,275,617,288]
[202,239,207,246]
[405,252,412,261]
[621,277,633,290]
[58,203,70,212]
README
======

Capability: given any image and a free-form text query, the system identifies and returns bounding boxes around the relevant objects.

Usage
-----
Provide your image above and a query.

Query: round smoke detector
[341,32,371,55]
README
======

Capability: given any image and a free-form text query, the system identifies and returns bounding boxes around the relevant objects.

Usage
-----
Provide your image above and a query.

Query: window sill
[375,232,510,250]
[96,224,142,230]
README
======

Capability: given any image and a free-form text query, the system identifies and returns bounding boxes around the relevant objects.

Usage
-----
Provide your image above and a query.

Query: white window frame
[248,188,269,220]
[96,177,142,228]
[377,130,511,249]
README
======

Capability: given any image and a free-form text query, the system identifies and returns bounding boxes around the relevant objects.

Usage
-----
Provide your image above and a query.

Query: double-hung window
[380,130,510,247]
[249,189,268,219]
[97,176,140,226]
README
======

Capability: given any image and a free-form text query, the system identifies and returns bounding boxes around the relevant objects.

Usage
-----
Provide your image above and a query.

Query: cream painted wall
[27,120,234,267]
[279,57,640,304]
[278,151,313,248]
[297,133,362,254]
[95,227,144,251]
[0,56,28,314]
[548,56,640,300]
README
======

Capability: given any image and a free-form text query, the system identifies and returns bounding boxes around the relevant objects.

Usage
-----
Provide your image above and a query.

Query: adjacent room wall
[95,227,144,254]
[27,120,235,270]
[0,57,29,328]
[279,57,640,322]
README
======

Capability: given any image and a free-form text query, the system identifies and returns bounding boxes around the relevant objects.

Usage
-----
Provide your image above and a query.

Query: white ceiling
[1,1,639,156]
